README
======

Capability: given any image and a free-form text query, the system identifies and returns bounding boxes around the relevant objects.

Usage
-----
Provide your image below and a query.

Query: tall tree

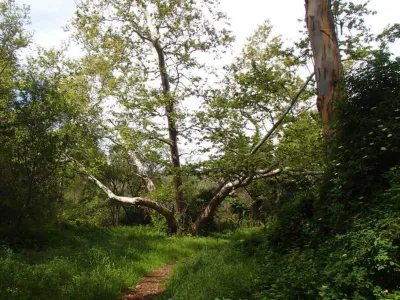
[190,22,317,232]
[71,0,233,224]
[0,0,31,133]
[305,0,342,135]
[70,2,320,233]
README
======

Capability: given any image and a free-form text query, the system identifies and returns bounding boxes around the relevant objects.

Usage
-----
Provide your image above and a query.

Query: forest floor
[0,225,263,300]
[120,263,175,300]
[0,225,219,300]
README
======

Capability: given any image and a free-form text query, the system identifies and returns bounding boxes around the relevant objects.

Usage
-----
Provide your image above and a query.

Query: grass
[158,229,263,300]
[0,225,216,300]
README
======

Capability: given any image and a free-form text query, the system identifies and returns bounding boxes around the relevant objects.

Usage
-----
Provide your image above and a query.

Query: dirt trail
[120,263,175,300]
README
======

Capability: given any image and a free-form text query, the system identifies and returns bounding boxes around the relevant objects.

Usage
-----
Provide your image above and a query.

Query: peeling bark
[153,39,184,215]
[102,131,156,193]
[191,181,235,233]
[69,156,178,233]
[70,154,320,234]
[305,0,342,135]
[128,150,155,192]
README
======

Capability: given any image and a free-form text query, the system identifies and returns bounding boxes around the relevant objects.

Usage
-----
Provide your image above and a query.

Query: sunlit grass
[0,225,216,300]
[159,229,262,300]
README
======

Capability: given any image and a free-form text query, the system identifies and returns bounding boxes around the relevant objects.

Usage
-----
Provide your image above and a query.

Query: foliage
[2,2,399,299]
[268,192,315,251]
[0,0,31,80]
[0,51,75,227]
[156,54,400,299]
[275,111,324,171]
[196,21,313,181]
[253,54,400,299]
[252,207,399,299]
[160,202,399,300]
[316,53,400,232]
[71,0,234,170]
[296,0,377,62]
[252,182,400,299]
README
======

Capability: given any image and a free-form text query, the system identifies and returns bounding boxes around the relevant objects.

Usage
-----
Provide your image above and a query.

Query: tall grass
[159,229,263,300]
[0,225,215,300]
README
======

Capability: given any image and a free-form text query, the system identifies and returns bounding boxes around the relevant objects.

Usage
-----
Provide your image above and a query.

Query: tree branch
[66,155,172,218]
[102,124,156,192]
[127,150,156,192]
[191,166,322,232]
[250,72,315,155]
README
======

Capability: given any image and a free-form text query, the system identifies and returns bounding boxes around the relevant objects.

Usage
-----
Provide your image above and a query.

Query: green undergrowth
[160,205,400,300]
[159,229,263,300]
[0,225,216,300]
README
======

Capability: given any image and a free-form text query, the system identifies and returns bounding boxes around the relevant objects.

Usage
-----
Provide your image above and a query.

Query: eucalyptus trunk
[305,0,342,135]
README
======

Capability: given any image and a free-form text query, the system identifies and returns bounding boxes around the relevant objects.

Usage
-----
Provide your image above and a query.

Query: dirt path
[120,263,175,300]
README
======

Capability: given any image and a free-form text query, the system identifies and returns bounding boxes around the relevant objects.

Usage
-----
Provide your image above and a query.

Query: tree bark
[305,0,342,135]
[152,39,184,215]
[69,156,178,233]
[102,130,156,193]
[128,150,155,192]
[191,181,235,233]
[144,8,184,215]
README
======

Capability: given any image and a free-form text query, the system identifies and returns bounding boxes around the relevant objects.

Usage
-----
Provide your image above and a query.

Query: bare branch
[66,155,176,228]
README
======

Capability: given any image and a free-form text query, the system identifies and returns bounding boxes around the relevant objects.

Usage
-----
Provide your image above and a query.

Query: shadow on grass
[0,225,216,300]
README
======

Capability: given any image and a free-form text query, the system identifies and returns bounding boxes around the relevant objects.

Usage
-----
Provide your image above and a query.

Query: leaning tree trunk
[191,167,323,233]
[191,73,316,233]
[68,155,178,234]
[191,182,235,233]
[305,0,342,136]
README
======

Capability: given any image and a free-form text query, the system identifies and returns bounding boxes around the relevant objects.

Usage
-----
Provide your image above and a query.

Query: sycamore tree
[69,0,321,233]
[190,22,320,232]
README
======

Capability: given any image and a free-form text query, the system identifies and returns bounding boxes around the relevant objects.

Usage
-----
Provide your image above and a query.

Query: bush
[268,193,315,251]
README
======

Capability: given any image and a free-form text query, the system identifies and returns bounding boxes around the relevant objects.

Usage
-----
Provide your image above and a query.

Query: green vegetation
[159,230,262,300]
[0,226,215,300]
[0,0,399,299]
[160,54,400,300]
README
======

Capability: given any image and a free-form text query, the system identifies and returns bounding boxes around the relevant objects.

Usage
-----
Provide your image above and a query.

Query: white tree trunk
[128,150,155,192]
[68,156,178,233]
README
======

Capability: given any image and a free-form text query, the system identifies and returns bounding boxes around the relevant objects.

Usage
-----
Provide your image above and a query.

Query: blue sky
[18,0,400,59]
